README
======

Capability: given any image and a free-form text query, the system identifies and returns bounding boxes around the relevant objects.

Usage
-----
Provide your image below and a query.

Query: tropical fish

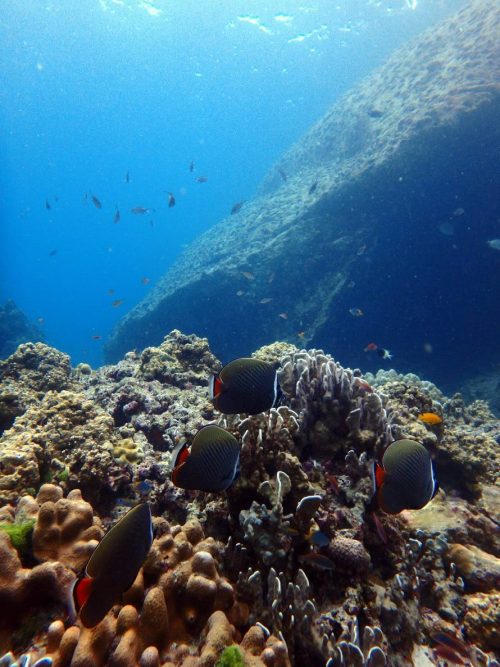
[141,277,150,285]
[487,239,500,250]
[45,199,51,210]
[209,358,279,415]
[357,245,367,256]
[241,271,255,281]
[367,108,383,118]
[453,207,464,216]
[189,161,195,172]
[431,631,469,659]
[278,312,288,319]
[364,342,378,351]
[308,182,318,195]
[260,298,272,304]
[268,272,275,284]
[171,425,240,492]
[432,646,466,665]
[167,192,175,208]
[125,171,130,183]
[236,290,245,296]
[108,288,115,296]
[48,249,58,257]
[372,439,438,514]
[112,300,123,308]
[349,307,364,317]
[71,503,153,628]
[131,207,151,215]
[297,331,306,339]
[37,317,45,326]
[91,335,102,340]
[376,347,392,360]
[196,176,208,183]
[231,201,244,215]
[114,208,121,224]
[91,194,102,209]
[298,553,335,571]
[307,530,330,547]
[418,412,442,425]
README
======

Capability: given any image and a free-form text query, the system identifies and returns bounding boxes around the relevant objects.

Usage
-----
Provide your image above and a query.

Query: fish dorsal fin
[86,503,152,578]
[190,424,237,456]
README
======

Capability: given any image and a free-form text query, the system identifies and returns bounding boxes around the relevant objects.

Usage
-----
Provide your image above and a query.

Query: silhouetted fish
[114,208,121,224]
[308,182,318,195]
[373,439,438,514]
[131,207,152,215]
[196,176,208,183]
[231,201,245,215]
[278,168,287,182]
[210,358,279,415]
[189,161,195,172]
[171,425,240,492]
[167,192,175,208]
[91,194,102,209]
[45,199,51,210]
[71,503,153,628]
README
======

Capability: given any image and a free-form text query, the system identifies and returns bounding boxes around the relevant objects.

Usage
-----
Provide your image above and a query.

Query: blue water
[1,0,464,368]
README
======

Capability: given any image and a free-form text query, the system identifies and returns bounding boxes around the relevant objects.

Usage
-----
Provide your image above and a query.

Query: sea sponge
[328,536,371,574]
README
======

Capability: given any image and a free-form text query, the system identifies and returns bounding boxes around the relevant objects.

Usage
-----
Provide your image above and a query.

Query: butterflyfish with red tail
[209,358,280,415]
[171,425,240,492]
[70,503,153,628]
[372,439,438,514]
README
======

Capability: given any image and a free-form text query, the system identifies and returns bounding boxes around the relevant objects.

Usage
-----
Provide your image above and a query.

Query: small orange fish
[260,298,272,304]
[141,277,150,285]
[364,342,378,351]
[241,271,255,281]
[112,300,123,308]
[278,312,288,320]
[418,412,443,425]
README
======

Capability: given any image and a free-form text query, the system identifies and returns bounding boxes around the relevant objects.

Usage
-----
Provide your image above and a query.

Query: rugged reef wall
[105,1,500,386]
[0,300,44,360]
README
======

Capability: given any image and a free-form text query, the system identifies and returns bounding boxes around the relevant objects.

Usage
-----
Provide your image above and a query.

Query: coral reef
[0,332,499,665]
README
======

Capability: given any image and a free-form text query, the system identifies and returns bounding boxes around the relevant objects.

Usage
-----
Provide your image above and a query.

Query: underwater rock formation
[0,300,44,360]
[0,333,499,665]
[105,0,500,390]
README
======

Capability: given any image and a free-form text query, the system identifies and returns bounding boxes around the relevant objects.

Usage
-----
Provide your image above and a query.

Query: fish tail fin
[209,375,223,400]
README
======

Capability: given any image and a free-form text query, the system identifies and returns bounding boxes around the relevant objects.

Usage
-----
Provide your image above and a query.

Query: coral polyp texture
[0,331,498,665]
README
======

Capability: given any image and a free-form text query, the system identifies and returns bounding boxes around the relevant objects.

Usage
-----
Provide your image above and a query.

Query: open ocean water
[0,0,470,371]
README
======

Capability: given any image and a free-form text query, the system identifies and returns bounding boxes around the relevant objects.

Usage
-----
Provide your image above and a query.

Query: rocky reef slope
[0,331,499,666]
[105,0,500,387]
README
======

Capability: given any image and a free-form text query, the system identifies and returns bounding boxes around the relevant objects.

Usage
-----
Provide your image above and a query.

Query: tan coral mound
[0,390,131,504]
